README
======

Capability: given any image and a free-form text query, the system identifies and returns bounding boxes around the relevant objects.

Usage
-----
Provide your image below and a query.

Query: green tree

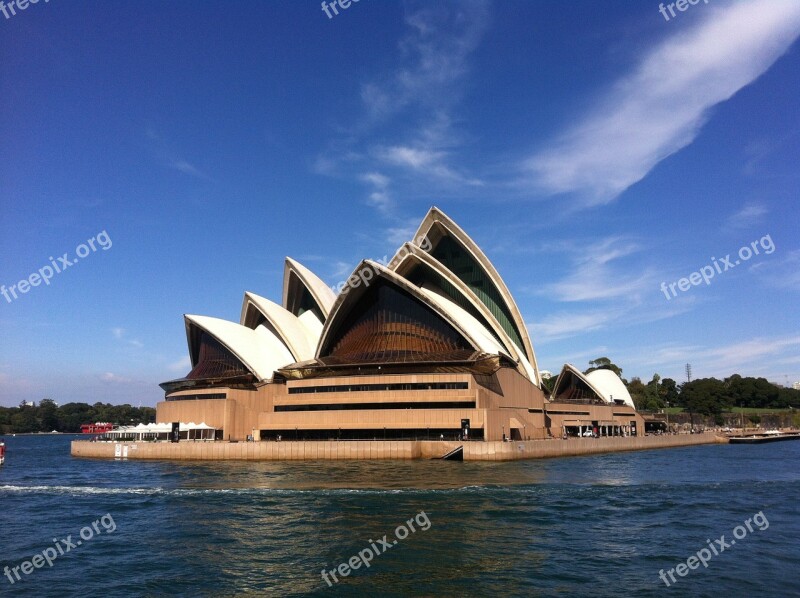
[777,387,800,409]
[39,398,59,431]
[1,401,156,434]
[0,407,12,433]
[626,374,663,411]
[57,402,96,433]
[660,378,679,405]
[626,377,648,410]
[724,375,779,409]
[11,409,39,433]
[584,357,623,377]
[680,378,728,416]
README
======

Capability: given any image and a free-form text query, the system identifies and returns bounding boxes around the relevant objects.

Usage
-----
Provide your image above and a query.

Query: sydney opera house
[157,207,644,443]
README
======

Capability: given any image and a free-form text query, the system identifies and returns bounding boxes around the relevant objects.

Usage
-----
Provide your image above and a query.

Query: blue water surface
[0,435,797,597]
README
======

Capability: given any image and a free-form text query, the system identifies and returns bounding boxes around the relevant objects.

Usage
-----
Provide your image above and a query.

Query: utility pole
[686,364,694,433]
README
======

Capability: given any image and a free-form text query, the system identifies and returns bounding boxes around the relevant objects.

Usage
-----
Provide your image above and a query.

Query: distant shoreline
[2,432,83,436]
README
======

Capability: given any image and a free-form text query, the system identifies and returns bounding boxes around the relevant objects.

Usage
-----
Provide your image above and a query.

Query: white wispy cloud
[531,308,624,342]
[725,202,768,229]
[328,260,358,282]
[381,146,445,170]
[146,128,211,181]
[377,145,483,186]
[360,2,489,121]
[750,248,800,291]
[360,171,393,214]
[101,372,132,384]
[171,159,209,180]
[703,336,800,370]
[539,237,653,302]
[523,0,800,205]
[628,335,800,381]
[384,219,422,248]
[529,235,703,343]
[538,346,611,373]
[317,1,489,210]
[546,270,654,303]
[111,327,143,349]
[530,294,696,344]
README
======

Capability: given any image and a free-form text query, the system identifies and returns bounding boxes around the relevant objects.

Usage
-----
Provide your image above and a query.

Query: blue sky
[1,0,798,407]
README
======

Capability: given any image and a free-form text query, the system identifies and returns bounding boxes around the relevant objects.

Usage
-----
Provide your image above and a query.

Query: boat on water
[0,441,5,465]
[729,431,800,444]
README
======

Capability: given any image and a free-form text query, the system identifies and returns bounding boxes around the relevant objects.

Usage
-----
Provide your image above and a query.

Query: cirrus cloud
[523,0,800,205]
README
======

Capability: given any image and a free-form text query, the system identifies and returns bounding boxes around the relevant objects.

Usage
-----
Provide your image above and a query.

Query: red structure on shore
[80,422,114,434]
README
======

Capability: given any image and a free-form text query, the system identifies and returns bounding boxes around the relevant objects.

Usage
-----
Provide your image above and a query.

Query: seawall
[71,432,723,462]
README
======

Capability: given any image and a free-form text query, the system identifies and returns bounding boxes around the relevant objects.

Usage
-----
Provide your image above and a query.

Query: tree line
[543,357,800,417]
[3,360,798,434]
[0,399,156,434]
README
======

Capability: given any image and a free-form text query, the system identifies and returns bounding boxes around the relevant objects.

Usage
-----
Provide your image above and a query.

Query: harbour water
[1,435,797,597]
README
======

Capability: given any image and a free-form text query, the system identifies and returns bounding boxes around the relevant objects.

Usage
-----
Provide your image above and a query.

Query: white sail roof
[185,314,294,382]
[552,364,636,409]
[409,206,541,382]
[240,292,318,362]
[585,369,636,409]
[282,257,336,319]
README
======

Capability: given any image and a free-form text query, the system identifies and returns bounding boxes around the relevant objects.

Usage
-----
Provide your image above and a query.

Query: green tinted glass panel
[430,235,525,350]
[406,266,504,347]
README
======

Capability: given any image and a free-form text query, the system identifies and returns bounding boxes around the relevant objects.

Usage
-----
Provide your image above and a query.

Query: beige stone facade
[158,368,552,442]
[72,432,722,462]
[545,402,646,438]
[156,368,645,442]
